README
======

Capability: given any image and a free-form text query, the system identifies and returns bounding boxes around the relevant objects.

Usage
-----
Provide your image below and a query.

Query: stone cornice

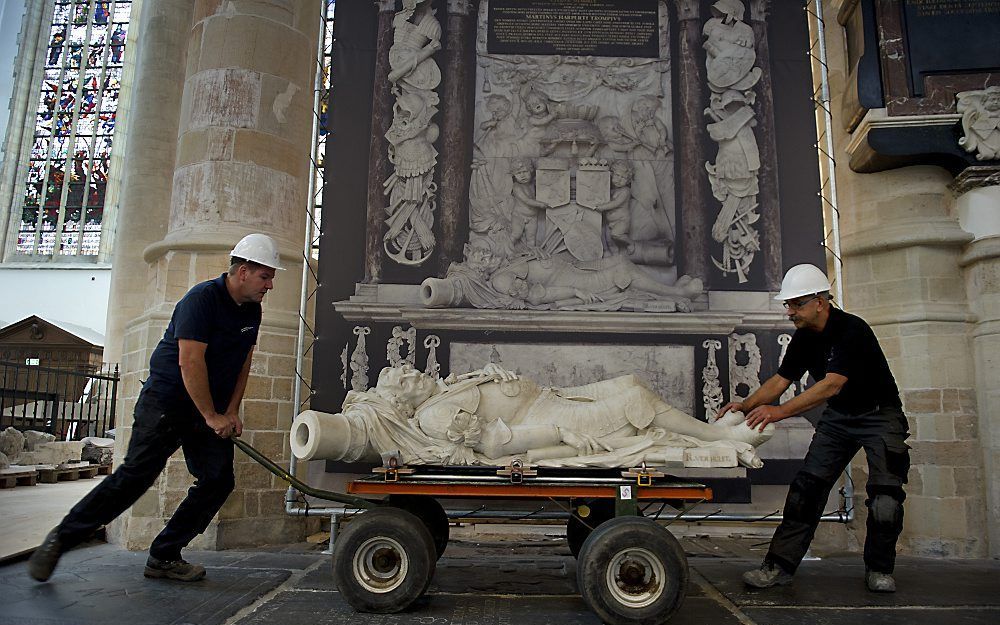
[332,301,792,335]
[840,218,972,257]
[959,234,1000,268]
[949,166,1000,195]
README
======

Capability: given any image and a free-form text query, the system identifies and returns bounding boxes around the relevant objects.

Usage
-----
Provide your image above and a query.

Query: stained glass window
[17,0,130,258]
[310,0,335,259]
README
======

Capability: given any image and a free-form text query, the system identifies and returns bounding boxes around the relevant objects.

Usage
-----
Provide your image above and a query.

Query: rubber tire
[567,498,615,558]
[577,516,688,625]
[385,495,450,559]
[333,507,436,613]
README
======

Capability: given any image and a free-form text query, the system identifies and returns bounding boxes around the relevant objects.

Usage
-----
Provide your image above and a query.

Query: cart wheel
[577,516,688,625]
[333,507,436,613]
[567,498,614,558]
[385,495,450,559]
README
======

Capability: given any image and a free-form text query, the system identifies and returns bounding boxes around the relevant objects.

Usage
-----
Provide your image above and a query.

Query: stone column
[104,0,189,366]
[953,169,1000,557]
[749,0,782,289]
[0,0,50,259]
[436,0,474,276]
[113,0,322,552]
[363,0,397,283]
[675,0,710,283]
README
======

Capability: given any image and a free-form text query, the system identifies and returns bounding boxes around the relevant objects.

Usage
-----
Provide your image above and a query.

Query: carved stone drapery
[363,1,398,283]
[424,334,442,378]
[702,339,724,420]
[350,326,371,391]
[703,0,763,284]
[728,331,761,402]
[777,332,795,403]
[437,0,475,275]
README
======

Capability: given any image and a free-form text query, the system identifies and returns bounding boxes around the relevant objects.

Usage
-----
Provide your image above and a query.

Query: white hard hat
[230,233,284,270]
[774,264,831,301]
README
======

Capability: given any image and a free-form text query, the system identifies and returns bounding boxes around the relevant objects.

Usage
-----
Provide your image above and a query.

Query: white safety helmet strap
[230,233,284,271]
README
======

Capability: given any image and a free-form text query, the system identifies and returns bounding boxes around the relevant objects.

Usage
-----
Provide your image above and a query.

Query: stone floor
[0,477,104,560]
[2,530,998,625]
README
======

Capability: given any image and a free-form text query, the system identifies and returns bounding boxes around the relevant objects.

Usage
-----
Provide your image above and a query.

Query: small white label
[25,358,40,366]
[620,485,632,500]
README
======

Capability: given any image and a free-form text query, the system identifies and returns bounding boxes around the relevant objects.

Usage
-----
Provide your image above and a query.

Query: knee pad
[868,494,902,527]
[784,472,832,522]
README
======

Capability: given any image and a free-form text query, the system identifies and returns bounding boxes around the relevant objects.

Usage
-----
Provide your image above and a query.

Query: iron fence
[0,360,119,440]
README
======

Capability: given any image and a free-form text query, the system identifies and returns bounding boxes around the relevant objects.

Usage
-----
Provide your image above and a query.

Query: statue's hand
[560,428,613,455]
[573,289,603,304]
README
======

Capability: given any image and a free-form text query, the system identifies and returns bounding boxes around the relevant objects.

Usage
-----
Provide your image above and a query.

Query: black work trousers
[56,387,235,561]
[766,405,910,575]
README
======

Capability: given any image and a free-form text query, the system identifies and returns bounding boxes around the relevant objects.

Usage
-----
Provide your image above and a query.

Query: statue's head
[463,239,501,274]
[485,94,512,119]
[525,90,549,115]
[509,157,534,183]
[630,95,660,122]
[610,160,634,187]
[712,0,744,21]
[984,86,1000,112]
[375,364,437,414]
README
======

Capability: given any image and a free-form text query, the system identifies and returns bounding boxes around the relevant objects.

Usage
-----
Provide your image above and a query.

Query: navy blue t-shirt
[777,307,900,415]
[145,274,261,412]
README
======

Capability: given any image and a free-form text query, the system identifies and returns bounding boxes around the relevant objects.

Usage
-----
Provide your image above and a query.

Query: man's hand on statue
[560,429,613,455]
[716,401,745,421]
[745,405,785,432]
[205,412,235,439]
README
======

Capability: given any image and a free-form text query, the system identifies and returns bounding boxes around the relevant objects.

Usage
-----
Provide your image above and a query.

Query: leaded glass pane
[16,0,131,258]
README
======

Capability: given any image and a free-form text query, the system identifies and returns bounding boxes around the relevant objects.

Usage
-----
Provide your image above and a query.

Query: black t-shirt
[145,274,261,412]
[777,307,900,415]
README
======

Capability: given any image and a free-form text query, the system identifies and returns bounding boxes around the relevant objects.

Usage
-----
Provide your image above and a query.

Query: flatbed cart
[235,438,713,625]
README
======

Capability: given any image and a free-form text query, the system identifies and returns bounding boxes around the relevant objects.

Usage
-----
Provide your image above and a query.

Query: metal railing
[0,360,119,440]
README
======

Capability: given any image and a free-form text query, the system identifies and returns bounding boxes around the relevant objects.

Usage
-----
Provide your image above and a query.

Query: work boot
[742,560,794,588]
[144,557,206,582]
[865,570,896,593]
[28,528,64,582]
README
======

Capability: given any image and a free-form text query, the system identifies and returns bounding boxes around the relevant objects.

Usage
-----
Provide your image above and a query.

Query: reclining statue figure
[291,363,774,469]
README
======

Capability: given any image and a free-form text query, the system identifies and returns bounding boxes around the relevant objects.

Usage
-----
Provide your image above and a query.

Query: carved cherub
[592,160,635,252]
[509,157,549,247]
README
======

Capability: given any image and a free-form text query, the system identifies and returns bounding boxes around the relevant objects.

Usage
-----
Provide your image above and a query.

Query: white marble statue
[291,363,774,469]
[384,0,442,266]
[958,86,1000,161]
[703,0,762,283]
[421,239,702,312]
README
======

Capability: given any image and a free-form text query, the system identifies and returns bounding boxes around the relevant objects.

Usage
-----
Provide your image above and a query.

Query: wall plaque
[487,0,659,58]
[901,0,1000,96]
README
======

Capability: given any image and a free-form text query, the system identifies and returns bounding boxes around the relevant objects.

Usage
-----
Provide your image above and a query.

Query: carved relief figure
[703,0,762,283]
[958,86,1000,161]
[292,364,775,469]
[592,160,634,252]
[509,157,549,247]
[384,0,442,266]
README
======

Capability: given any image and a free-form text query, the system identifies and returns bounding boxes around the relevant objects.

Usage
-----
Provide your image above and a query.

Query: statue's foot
[729,420,775,447]
[682,277,704,298]
[715,410,746,427]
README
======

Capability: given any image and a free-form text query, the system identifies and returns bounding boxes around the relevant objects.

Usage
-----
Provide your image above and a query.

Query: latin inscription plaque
[487,0,659,58]
[902,0,1000,96]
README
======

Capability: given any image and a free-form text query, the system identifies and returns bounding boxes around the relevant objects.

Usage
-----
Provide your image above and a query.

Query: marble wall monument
[315,0,825,477]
